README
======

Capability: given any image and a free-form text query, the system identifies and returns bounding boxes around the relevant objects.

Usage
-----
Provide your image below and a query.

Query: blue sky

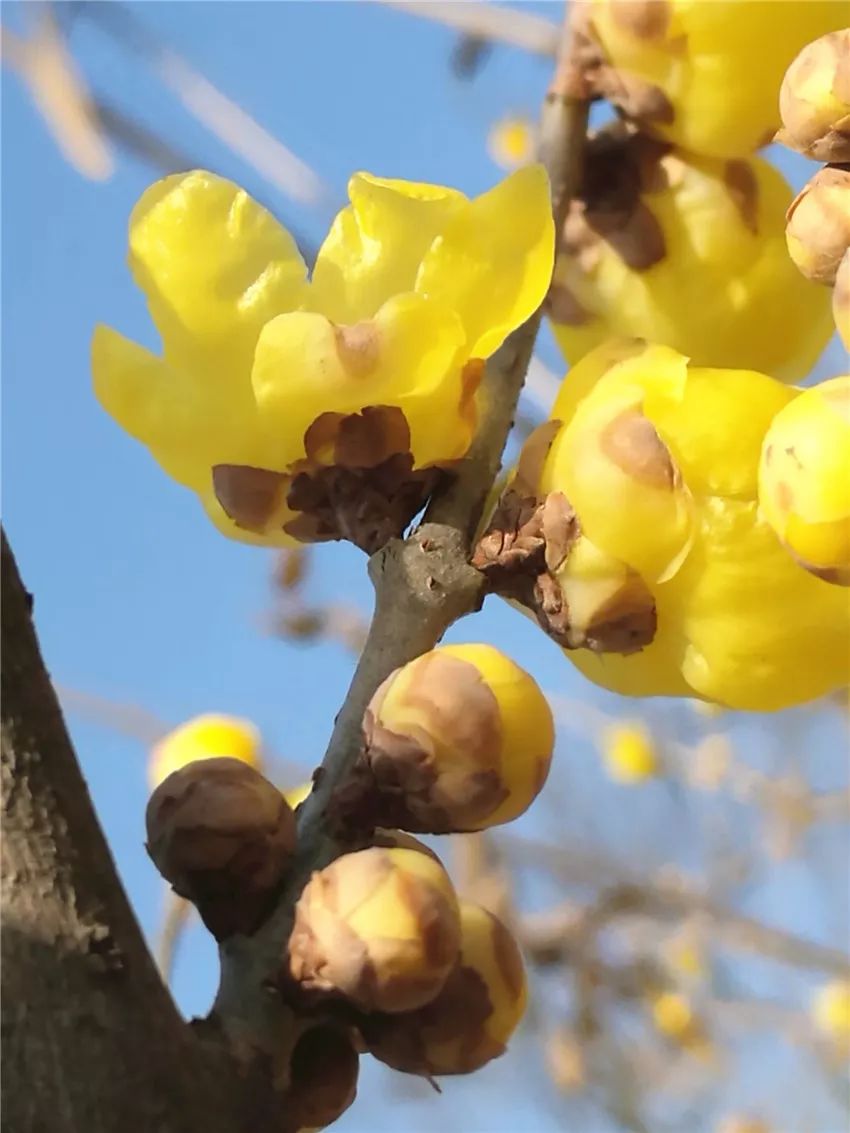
[2,4,848,1132]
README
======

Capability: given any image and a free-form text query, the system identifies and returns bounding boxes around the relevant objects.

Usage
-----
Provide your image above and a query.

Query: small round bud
[148,713,262,789]
[362,901,527,1076]
[146,758,296,939]
[778,31,850,163]
[357,644,554,834]
[834,249,850,349]
[288,846,461,1014]
[759,376,850,586]
[283,1026,359,1133]
[785,165,850,286]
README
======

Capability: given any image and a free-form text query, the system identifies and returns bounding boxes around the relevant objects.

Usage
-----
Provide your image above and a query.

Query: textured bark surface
[1,530,243,1133]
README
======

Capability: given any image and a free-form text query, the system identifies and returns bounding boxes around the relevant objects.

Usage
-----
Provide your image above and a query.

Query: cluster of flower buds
[286,846,529,1081]
[777,30,850,348]
[145,641,549,1120]
[475,340,850,711]
[545,4,845,380]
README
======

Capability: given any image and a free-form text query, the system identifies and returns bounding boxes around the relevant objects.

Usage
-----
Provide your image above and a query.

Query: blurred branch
[55,684,169,745]
[377,1,560,57]
[74,1,331,208]
[2,9,113,179]
[520,876,850,977]
[156,888,192,985]
[91,96,199,174]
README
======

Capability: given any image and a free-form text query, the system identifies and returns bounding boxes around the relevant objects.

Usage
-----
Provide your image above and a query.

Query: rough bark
[1,530,244,1133]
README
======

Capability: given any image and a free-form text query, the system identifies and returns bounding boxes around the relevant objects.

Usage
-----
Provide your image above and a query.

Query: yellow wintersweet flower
[496,341,850,710]
[148,713,261,789]
[93,167,554,550]
[577,0,845,159]
[548,131,832,381]
[600,722,659,783]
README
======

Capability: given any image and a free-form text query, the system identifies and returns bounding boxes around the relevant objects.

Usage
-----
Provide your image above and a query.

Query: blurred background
[2,3,848,1131]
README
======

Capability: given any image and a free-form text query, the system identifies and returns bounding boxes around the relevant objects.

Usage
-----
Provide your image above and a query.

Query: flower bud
[288,846,461,1013]
[575,0,845,159]
[549,128,833,380]
[146,758,296,939]
[778,31,850,163]
[148,713,261,789]
[283,1026,359,1133]
[362,901,527,1076]
[541,378,694,583]
[834,249,850,349]
[356,644,554,834]
[759,375,850,585]
[786,165,850,286]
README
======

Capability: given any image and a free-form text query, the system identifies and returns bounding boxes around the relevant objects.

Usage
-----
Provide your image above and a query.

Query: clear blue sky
[2,4,847,1132]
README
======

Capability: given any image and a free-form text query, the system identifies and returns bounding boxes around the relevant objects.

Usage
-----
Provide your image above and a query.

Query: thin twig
[377,1,560,57]
[156,888,193,985]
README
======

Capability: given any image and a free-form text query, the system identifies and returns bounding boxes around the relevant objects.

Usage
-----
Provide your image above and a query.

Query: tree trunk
[1,529,242,1133]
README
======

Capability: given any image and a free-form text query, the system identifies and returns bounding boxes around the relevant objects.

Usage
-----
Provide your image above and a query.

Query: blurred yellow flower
[94,167,554,550]
[812,980,850,1043]
[601,723,659,783]
[487,115,536,169]
[148,713,261,789]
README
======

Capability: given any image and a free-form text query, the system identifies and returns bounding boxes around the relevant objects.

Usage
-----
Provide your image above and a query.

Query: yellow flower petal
[416,164,554,357]
[310,173,466,324]
[92,323,264,488]
[251,292,469,469]
[128,170,307,372]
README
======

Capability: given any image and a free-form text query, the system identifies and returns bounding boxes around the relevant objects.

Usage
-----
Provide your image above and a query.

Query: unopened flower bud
[778,31,850,163]
[834,249,850,349]
[786,165,850,286]
[283,1026,359,1133]
[362,901,527,1076]
[759,375,850,586]
[288,846,461,1013]
[356,644,554,834]
[146,758,296,939]
[148,713,262,789]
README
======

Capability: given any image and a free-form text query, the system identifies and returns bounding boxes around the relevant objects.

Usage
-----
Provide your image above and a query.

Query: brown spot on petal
[724,161,759,235]
[487,910,525,1000]
[545,281,591,325]
[334,321,380,376]
[595,200,666,271]
[582,575,657,654]
[775,480,793,511]
[459,358,485,434]
[600,407,677,489]
[212,464,289,533]
[609,0,670,39]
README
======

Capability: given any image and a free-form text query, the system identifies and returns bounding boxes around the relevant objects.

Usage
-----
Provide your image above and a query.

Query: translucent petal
[128,171,307,373]
[310,173,466,324]
[92,324,267,487]
[416,164,555,358]
[251,292,469,468]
